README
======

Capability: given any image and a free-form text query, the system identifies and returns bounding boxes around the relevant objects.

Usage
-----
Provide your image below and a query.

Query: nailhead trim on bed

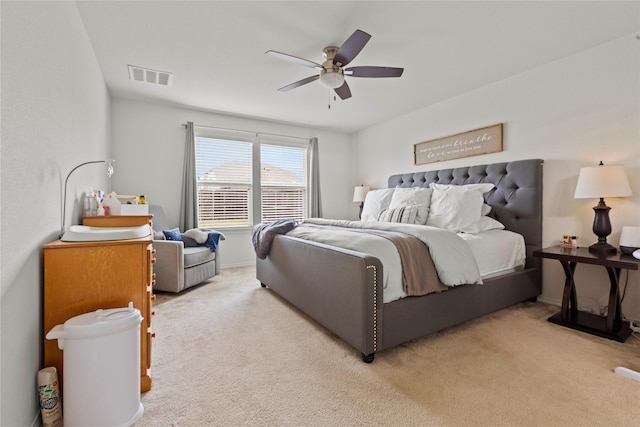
[367,264,378,352]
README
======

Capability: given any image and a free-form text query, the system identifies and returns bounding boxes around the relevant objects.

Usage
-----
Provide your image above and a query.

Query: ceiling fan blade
[334,81,352,100]
[265,50,323,70]
[345,66,404,78]
[334,29,371,67]
[277,75,319,92]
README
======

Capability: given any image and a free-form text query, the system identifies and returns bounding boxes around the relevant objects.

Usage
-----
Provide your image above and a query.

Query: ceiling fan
[265,29,404,100]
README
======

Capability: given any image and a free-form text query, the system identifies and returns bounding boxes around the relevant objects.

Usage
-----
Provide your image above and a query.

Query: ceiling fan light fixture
[319,69,344,89]
[266,30,403,98]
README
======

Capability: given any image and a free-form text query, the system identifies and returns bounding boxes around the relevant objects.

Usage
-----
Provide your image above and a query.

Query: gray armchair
[149,205,224,293]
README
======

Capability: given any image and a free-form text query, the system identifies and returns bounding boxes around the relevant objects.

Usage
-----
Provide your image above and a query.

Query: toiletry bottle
[84,194,91,216]
[38,367,63,427]
[103,192,120,216]
[97,200,105,216]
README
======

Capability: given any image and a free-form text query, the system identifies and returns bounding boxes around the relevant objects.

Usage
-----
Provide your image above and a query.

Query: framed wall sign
[414,123,503,165]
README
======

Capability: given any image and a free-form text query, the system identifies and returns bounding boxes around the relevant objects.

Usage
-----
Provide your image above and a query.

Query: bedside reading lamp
[574,161,632,254]
[353,185,370,219]
[61,159,115,238]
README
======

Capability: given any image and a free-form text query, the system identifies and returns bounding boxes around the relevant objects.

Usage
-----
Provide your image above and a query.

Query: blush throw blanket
[301,224,447,297]
[356,228,448,297]
[287,218,483,303]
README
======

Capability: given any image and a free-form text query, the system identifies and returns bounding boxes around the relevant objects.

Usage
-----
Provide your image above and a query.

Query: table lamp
[353,185,370,219]
[574,161,632,253]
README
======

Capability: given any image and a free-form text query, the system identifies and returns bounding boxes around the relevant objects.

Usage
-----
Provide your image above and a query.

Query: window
[195,135,307,227]
[261,143,307,223]
[195,137,252,227]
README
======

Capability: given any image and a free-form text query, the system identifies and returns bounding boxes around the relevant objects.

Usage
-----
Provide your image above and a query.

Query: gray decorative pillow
[389,187,432,224]
[376,206,418,224]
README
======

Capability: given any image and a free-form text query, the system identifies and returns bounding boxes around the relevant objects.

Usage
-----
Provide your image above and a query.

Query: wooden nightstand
[534,246,639,342]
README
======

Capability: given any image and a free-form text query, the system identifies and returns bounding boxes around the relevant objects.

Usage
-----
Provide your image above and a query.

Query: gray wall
[1,3,111,425]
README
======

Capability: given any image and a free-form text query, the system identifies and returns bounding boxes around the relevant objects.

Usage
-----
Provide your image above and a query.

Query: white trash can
[46,302,144,427]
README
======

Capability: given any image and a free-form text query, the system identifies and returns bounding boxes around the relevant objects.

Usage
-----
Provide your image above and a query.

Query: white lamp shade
[574,164,632,199]
[353,186,370,203]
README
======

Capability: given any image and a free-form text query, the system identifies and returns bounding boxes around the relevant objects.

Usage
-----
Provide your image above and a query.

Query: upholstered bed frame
[256,158,543,362]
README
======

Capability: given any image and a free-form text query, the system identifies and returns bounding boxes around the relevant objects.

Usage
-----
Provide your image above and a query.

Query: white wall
[1,4,635,424]
[111,98,352,267]
[1,2,111,426]
[353,34,640,320]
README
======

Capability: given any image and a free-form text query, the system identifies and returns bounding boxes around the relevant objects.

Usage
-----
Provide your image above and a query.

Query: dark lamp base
[588,199,616,255]
[588,242,617,254]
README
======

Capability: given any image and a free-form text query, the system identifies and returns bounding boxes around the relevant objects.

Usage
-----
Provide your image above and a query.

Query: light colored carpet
[135,266,640,426]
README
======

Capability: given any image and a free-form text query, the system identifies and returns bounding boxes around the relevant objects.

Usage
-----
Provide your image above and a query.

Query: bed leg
[361,353,375,363]
[260,283,267,288]
[528,296,537,302]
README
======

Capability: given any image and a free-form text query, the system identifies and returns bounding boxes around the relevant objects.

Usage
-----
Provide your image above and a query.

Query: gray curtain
[179,122,198,230]
[308,137,322,217]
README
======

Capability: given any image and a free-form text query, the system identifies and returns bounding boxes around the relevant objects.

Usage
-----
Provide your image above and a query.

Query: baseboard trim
[536,296,560,307]
[31,410,41,427]
[220,261,256,269]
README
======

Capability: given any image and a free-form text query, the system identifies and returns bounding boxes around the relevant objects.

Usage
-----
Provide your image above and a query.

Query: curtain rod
[181,123,311,142]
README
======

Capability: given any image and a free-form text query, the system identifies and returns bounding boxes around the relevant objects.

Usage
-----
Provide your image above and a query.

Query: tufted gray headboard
[388,158,543,269]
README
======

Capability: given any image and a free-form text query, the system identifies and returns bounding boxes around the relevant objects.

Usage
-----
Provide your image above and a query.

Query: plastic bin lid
[61,302,143,339]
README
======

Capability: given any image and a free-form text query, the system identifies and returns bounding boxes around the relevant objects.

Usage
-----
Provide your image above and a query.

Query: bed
[256,158,543,362]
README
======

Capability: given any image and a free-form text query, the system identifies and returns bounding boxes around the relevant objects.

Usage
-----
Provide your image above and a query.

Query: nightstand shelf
[534,246,639,342]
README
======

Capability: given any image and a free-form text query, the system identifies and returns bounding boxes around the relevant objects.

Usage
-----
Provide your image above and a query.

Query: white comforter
[287,218,483,303]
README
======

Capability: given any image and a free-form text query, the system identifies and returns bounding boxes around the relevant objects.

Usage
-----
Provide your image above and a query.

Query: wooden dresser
[43,215,156,392]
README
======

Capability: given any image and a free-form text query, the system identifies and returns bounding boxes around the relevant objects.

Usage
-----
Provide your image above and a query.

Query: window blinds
[195,136,307,227]
[195,137,252,227]
[261,143,307,223]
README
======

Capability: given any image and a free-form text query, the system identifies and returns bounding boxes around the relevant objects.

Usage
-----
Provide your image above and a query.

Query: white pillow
[360,188,395,221]
[481,203,492,216]
[389,187,432,224]
[376,206,419,224]
[426,183,495,232]
[459,216,505,234]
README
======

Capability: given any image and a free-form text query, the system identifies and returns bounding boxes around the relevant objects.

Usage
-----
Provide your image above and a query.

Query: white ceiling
[76,1,640,134]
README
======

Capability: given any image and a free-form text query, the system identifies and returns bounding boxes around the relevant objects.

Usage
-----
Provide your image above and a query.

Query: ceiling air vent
[128,65,173,86]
